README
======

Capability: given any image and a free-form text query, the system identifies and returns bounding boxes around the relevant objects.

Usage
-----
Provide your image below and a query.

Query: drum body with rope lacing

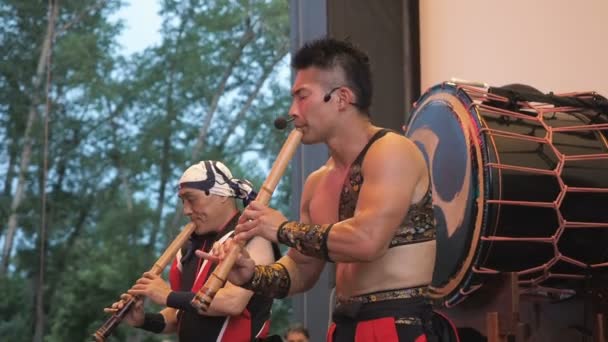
[405,82,608,307]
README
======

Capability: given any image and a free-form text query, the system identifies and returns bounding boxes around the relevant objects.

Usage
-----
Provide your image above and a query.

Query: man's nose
[288,101,299,118]
[182,203,192,216]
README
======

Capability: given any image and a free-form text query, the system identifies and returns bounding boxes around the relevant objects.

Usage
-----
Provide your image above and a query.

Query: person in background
[284,323,310,342]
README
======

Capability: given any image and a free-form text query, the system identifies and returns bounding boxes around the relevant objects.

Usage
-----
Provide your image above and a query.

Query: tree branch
[1,0,59,277]
[217,46,288,150]
[104,97,134,212]
[147,1,194,250]
[189,22,255,162]
[33,1,59,340]
[55,0,109,37]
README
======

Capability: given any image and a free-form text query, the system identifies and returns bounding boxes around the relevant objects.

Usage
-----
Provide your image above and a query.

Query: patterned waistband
[337,286,428,305]
[395,317,423,326]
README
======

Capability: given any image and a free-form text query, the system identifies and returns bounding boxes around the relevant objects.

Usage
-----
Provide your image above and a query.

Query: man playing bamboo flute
[105,160,279,341]
[202,38,459,342]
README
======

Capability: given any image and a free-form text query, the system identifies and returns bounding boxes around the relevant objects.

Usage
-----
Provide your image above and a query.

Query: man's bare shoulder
[300,162,331,209]
[369,131,424,160]
[303,163,331,188]
[363,131,427,177]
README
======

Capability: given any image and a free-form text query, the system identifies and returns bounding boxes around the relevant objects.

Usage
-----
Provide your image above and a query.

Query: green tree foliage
[0,0,292,340]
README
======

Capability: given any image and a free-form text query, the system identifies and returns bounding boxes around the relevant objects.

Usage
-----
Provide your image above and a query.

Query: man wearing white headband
[106,160,279,342]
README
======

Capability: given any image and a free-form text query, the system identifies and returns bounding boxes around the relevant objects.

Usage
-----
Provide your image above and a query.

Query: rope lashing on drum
[479,90,608,296]
[488,84,608,114]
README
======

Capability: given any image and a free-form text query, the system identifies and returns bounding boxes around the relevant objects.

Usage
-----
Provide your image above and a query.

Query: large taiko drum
[405,82,608,307]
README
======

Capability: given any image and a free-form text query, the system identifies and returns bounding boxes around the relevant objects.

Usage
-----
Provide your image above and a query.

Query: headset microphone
[323,87,361,108]
[323,87,340,102]
[273,116,295,130]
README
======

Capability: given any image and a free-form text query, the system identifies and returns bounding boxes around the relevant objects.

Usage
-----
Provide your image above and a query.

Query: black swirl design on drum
[406,94,479,293]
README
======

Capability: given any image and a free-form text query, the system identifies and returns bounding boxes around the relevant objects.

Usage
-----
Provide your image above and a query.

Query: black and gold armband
[241,263,291,299]
[277,221,333,261]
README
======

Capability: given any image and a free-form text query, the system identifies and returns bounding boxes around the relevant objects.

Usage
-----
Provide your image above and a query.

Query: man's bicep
[354,138,422,237]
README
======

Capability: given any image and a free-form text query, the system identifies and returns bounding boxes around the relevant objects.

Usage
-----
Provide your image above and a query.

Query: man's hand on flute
[195,239,256,286]
[234,200,287,242]
[103,293,145,327]
[127,272,172,306]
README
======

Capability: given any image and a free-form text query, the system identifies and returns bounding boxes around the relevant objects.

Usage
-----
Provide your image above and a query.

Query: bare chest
[308,168,349,224]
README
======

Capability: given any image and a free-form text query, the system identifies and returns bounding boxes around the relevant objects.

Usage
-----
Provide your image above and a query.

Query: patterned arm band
[277,221,334,261]
[241,263,291,299]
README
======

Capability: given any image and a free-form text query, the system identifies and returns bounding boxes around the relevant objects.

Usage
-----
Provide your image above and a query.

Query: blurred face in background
[285,331,309,342]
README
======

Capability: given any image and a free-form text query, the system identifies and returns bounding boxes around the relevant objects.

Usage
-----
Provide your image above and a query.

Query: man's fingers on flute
[136,276,152,284]
[243,206,261,218]
[142,271,156,279]
[104,299,124,313]
[128,288,145,297]
[240,205,263,223]
[212,241,224,256]
[243,218,259,229]
[195,250,220,262]
[235,222,256,239]
[234,232,245,242]
[234,229,254,242]
[208,241,227,259]
[130,283,149,291]
[247,200,265,210]
[238,206,258,223]
[222,239,239,254]
[238,213,249,224]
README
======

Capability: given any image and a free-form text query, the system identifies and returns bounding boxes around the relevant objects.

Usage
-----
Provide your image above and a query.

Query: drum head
[405,84,488,303]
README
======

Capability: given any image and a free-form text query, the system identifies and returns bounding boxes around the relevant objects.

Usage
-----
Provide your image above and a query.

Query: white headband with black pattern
[179,160,256,205]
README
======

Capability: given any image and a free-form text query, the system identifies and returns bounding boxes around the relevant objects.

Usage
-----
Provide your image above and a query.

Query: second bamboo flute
[190,129,302,314]
[93,222,196,341]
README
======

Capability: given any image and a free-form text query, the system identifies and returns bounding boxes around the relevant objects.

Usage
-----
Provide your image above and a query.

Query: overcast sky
[111,0,162,55]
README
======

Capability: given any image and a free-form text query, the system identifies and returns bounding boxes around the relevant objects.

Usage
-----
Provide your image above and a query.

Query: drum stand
[438,273,608,342]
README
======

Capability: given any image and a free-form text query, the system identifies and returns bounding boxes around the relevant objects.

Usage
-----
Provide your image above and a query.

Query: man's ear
[337,87,356,110]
